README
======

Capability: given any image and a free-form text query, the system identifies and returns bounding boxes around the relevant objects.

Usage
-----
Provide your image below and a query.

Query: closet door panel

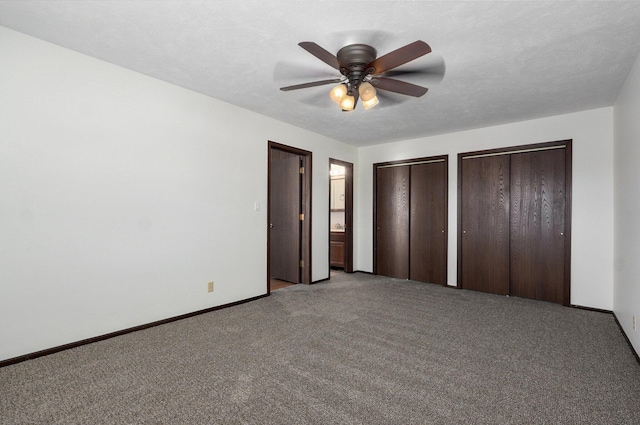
[376,166,410,279]
[461,156,510,295]
[510,149,566,303]
[410,162,447,284]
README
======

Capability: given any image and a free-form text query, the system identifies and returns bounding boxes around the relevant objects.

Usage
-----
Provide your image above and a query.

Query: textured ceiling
[1,1,640,147]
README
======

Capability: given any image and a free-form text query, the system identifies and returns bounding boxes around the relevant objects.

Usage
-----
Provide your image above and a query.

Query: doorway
[268,141,312,292]
[329,159,354,274]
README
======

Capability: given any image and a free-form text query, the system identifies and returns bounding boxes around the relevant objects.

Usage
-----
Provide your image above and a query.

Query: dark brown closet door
[270,148,301,283]
[510,149,566,303]
[410,162,447,284]
[461,155,510,295]
[376,166,410,279]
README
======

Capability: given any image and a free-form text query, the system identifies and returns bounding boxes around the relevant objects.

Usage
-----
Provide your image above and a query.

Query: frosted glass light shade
[340,94,355,111]
[359,82,377,101]
[330,84,348,104]
[362,95,379,109]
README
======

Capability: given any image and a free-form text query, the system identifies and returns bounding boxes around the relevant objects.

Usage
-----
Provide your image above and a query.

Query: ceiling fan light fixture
[340,94,355,111]
[358,82,377,101]
[281,40,435,112]
[329,84,348,104]
[362,95,379,110]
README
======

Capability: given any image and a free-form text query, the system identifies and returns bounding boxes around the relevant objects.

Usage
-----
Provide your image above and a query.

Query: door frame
[373,155,449,282]
[457,139,572,305]
[329,158,354,273]
[267,141,312,293]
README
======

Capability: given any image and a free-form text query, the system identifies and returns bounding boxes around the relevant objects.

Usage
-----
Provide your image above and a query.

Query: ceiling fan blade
[280,78,342,91]
[370,77,429,97]
[299,42,340,70]
[380,53,446,81]
[368,40,432,74]
[381,70,444,87]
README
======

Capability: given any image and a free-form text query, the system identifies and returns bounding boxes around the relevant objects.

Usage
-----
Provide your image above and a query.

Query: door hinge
[299,167,305,174]
[299,213,304,221]
[300,260,304,268]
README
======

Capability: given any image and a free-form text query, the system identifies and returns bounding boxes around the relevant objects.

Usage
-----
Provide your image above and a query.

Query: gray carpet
[1,273,639,424]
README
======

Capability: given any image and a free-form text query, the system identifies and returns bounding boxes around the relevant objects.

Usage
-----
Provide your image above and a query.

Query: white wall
[614,50,640,355]
[0,27,356,361]
[356,108,614,310]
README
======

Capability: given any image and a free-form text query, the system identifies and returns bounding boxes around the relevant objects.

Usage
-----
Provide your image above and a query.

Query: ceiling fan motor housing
[337,44,377,93]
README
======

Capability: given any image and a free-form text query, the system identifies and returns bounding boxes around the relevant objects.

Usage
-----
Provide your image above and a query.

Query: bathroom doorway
[329,159,353,273]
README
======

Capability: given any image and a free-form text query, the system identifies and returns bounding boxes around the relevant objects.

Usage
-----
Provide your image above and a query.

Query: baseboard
[612,312,640,366]
[567,306,639,362]
[570,304,613,314]
[0,293,269,368]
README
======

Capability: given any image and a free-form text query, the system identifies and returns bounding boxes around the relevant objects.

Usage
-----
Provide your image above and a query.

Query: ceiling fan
[280,40,435,111]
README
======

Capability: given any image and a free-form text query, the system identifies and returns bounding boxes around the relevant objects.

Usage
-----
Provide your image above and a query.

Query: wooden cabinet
[330,232,345,268]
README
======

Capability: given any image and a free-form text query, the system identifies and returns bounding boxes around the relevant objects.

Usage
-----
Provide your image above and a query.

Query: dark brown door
[510,149,566,303]
[342,161,354,273]
[270,148,301,283]
[375,165,410,279]
[460,155,510,295]
[410,161,447,284]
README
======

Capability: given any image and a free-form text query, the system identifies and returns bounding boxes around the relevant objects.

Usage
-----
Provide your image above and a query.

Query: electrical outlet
[208,281,214,293]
